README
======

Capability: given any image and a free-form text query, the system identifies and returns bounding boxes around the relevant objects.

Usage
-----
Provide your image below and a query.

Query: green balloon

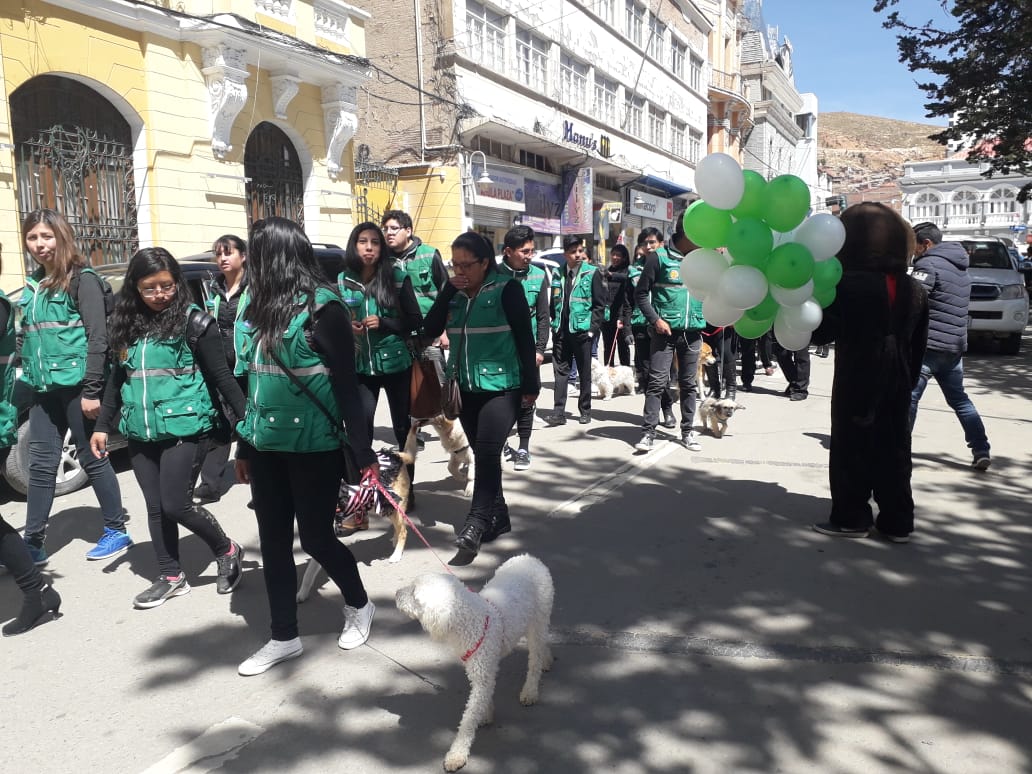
[746,293,779,321]
[682,200,732,249]
[814,285,837,308]
[726,218,773,268]
[812,256,843,290]
[732,170,767,220]
[762,174,811,232]
[766,242,815,289]
[734,315,774,339]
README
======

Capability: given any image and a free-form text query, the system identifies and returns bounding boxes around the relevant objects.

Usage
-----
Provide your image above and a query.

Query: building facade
[1,0,371,289]
[697,0,752,160]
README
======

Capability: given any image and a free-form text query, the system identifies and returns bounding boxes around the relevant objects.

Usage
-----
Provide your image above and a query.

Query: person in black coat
[811,203,929,543]
[600,244,632,367]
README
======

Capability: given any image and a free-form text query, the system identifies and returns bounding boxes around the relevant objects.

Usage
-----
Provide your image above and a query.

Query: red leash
[366,477,462,578]
[606,328,619,366]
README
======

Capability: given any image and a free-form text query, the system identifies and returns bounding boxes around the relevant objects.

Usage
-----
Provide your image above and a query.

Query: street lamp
[469,150,493,185]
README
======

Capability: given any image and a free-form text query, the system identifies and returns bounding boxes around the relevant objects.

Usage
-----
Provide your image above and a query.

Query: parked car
[941,236,1029,354]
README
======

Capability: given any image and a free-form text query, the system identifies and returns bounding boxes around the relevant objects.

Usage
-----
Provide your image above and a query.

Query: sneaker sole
[86,541,133,561]
[134,582,192,610]
[513,463,530,471]
[238,646,303,676]
[812,524,869,538]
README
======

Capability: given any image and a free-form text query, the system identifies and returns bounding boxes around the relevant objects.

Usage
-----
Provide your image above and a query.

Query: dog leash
[606,328,619,366]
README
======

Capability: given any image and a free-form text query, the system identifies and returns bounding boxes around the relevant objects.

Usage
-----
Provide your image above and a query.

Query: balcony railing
[709,69,744,98]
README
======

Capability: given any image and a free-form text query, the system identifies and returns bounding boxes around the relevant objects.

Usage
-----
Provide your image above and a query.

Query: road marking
[140,717,264,774]
[550,626,1032,677]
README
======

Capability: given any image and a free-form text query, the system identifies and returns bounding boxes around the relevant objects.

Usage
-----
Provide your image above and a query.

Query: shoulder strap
[186,307,216,351]
[267,348,343,440]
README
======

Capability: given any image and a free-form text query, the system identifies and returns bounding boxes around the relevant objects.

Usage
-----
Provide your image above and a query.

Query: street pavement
[2,334,1031,774]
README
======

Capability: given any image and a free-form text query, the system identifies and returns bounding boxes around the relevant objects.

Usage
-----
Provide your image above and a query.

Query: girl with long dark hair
[233,217,380,676]
[91,248,246,609]
[336,222,421,523]
[19,209,130,565]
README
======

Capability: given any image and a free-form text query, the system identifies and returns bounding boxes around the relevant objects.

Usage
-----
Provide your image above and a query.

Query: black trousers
[704,329,739,398]
[514,365,540,449]
[632,324,651,389]
[643,329,701,432]
[740,332,774,386]
[600,321,632,367]
[356,368,412,449]
[458,389,521,528]
[1,448,44,597]
[777,345,811,395]
[552,330,593,415]
[249,449,367,641]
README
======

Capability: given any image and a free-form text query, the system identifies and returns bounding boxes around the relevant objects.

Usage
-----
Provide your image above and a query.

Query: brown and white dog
[697,341,716,395]
[426,415,475,497]
[698,396,745,438]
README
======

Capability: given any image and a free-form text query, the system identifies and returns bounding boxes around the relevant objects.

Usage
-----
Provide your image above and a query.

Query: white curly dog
[590,358,636,400]
[395,554,554,771]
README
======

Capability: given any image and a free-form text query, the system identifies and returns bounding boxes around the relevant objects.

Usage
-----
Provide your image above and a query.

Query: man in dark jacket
[908,222,991,469]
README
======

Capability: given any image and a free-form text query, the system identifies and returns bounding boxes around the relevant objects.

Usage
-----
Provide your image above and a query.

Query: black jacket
[601,267,631,328]
[911,241,970,353]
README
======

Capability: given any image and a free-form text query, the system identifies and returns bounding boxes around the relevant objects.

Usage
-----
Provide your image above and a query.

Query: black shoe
[789,391,808,401]
[482,507,511,544]
[416,431,429,451]
[578,412,591,425]
[741,383,753,392]
[812,521,869,539]
[133,575,191,609]
[215,542,244,594]
[454,522,485,554]
[544,412,567,426]
[502,443,515,462]
[661,410,677,429]
[192,484,221,505]
[2,584,61,636]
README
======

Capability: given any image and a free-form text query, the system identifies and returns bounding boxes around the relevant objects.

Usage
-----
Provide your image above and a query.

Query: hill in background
[818,112,947,190]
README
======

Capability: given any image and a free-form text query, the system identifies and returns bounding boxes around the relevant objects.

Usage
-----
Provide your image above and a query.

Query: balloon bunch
[679,153,845,351]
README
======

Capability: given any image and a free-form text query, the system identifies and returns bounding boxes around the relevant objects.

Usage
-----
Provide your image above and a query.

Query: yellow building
[0,0,371,290]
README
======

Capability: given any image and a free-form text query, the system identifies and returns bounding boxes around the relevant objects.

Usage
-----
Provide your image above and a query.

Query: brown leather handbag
[409,355,443,420]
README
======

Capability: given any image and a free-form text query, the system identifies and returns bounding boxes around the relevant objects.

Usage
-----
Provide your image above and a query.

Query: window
[951,188,980,217]
[466,1,506,71]
[518,148,554,173]
[648,16,666,61]
[625,0,644,47]
[516,28,549,92]
[688,128,702,163]
[911,191,943,221]
[594,75,618,125]
[624,95,644,137]
[689,53,703,92]
[648,105,666,147]
[560,53,589,113]
[596,0,616,26]
[671,39,686,79]
[670,119,686,158]
[988,185,1018,216]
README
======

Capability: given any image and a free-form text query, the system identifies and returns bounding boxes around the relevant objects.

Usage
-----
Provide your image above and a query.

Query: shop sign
[562,168,594,233]
[472,164,525,212]
[628,189,674,221]
[523,178,563,234]
[562,120,613,158]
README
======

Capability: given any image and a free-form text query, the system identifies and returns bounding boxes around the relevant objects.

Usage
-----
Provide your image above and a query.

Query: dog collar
[461,615,490,662]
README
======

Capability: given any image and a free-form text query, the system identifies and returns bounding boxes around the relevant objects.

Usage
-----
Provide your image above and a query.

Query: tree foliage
[875,1,1032,199]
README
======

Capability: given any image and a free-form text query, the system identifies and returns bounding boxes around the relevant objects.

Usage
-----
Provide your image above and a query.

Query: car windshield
[962,242,1012,270]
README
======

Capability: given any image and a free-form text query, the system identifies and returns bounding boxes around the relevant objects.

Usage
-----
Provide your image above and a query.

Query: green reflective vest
[338,268,412,375]
[236,288,345,452]
[0,291,17,448]
[117,306,217,442]
[18,268,94,391]
[497,260,546,318]
[445,276,521,393]
[550,261,597,334]
[232,288,251,378]
[651,247,706,331]
[628,260,647,326]
[400,243,439,316]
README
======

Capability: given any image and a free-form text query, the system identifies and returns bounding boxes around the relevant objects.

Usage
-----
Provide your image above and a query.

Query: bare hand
[616,320,624,330]
[449,275,471,292]
[655,319,672,336]
[535,352,544,367]
[81,396,101,420]
[89,432,108,460]
[234,458,251,484]
[439,332,450,349]
[521,393,539,408]
[352,322,365,334]
[362,315,380,330]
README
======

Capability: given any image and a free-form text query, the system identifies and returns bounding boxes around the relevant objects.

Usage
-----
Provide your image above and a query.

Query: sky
[759,0,952,126]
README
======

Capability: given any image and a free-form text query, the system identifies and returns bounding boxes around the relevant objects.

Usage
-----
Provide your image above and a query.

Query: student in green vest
[336,221,421,520]
[632,228,677,426]
[633,215,706,453]
[545,236,606,425]
[19,209,131,565]
[497,225,549,471]
[0,244,61,636]
[234,217,380,676]
[422,232,539,556]
[194,234,248,505]
[90,248,246,609]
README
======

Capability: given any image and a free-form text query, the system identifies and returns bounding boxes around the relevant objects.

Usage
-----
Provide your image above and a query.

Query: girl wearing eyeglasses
[90,248,247,610]
[18,208,130,566]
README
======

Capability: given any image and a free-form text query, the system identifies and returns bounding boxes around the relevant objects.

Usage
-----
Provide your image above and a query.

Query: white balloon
[795,214,846,260]
[717,265,768,310]
[773,312,812,351]
[695,153,745,210]
[770,279,815,307]
[780,298,824,332]
[682,248,729,295]
[702,292,744,327]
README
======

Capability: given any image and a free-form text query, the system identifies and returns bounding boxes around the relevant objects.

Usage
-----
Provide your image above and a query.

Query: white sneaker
[683,431,702,452]
[338,600,375,650]
[238,637,303,676]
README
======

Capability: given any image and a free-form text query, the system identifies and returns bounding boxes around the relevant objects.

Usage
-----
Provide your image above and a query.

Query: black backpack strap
[186,308,216,351]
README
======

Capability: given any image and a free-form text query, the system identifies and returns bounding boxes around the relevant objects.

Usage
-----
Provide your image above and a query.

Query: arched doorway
[244,122,305,227]
[10,75,139,270]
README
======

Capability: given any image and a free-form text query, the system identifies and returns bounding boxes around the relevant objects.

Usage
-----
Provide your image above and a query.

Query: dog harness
[335,448,405,532]
[461,615,491,662]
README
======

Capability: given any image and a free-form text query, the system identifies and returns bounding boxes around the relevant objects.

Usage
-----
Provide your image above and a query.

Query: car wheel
[1000,333,1022,355]
[3,419,90,497]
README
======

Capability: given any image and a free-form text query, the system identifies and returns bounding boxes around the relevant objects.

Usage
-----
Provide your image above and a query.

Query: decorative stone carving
[270,74,301,120]
[322,83,358,181]
[202,44,249,160]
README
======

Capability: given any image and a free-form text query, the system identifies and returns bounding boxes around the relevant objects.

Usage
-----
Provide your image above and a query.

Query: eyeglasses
[452,261,483,271]
[139,283,177,298]
[383,225,407,233]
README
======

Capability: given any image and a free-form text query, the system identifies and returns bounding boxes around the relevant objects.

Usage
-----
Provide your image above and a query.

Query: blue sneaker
[86,528,133,561]
[27,543,49,567]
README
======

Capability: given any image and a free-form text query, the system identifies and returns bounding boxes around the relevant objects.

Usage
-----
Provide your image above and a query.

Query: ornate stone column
[270,73,301,120]
[202,44,249,160]
[321,83,358,181]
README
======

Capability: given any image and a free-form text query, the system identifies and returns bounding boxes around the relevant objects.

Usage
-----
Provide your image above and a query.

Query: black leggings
[459,389,521,527]
[129,437,231,577]
[249,448,367,641]
[356,369,411,449]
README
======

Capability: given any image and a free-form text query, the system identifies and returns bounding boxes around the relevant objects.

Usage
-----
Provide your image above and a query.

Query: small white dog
[395,554,554,772]
[698,396,746,438]
[590,359,636,401]
[428,416,474,497]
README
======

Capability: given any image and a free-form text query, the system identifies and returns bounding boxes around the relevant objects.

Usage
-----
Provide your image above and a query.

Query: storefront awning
[636,173,694,198]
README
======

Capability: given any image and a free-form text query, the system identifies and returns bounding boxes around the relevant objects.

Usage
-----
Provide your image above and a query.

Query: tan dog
[428,415,475,497]
[698,396,745,438]
[697,342,716,394]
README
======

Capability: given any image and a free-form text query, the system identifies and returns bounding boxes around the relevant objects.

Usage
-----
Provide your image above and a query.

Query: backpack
[69,266,116,316]
[185,307,237,442]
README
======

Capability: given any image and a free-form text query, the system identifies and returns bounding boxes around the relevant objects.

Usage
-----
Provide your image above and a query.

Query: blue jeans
[909,350,990,458]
